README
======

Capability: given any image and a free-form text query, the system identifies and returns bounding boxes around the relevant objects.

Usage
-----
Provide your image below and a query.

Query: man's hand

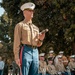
[37,29,48,47]
[37,33,45,47]
[15,58,20,67]
[39,32,45,41]
[39,29,48,40]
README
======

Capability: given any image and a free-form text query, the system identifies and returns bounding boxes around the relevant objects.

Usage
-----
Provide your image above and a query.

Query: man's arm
[13,24,22,67]
[37,33,45,47]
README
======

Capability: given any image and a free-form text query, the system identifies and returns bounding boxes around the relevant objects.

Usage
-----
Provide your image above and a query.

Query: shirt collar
[23,19,32,25]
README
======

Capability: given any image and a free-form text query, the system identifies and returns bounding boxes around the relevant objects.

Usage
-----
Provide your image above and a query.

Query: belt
[25,44,37,49]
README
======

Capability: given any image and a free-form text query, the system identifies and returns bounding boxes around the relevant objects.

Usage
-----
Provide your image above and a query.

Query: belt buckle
[32,46,36,49]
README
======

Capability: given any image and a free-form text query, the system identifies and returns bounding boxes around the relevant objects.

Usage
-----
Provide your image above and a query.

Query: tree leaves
[1,0,75,55]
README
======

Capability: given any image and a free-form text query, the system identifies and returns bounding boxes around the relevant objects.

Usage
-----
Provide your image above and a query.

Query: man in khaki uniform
[39,53,47,75]
[55,55,68,75]
[49,50,55,59]
[47,57,57,75]
[13,2,46,75]
[68,55,75,75]
[54,51,64,65]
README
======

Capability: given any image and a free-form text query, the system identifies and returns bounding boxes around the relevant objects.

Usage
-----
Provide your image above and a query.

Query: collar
[23,19,32,25]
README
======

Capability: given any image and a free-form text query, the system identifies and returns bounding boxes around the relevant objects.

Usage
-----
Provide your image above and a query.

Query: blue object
[21,45,39,75]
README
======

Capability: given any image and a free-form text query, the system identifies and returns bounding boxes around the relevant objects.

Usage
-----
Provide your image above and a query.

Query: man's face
[39,56,45,61]
[23,9,34,21]
[49,53,53,57]
[48,60,53,64]
[58,57,62,62]
[71,58,75,62]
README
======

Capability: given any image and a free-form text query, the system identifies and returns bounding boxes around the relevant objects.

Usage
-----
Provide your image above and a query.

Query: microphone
[40,29,49,34]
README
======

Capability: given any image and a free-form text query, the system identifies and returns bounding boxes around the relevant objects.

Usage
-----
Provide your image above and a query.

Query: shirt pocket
[32,29,39,40]
[22,25,31,36]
